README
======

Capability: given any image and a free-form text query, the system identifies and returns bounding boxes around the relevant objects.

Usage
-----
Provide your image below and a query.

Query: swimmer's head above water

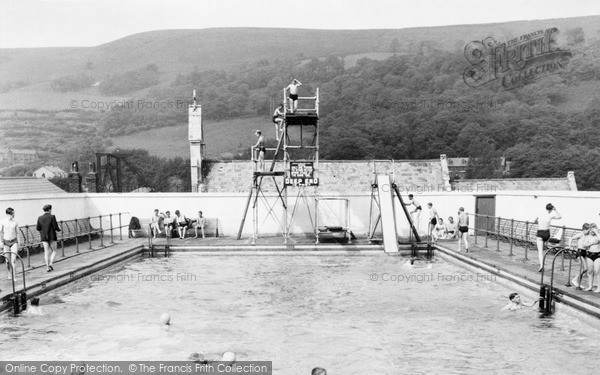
[160,313,171,325]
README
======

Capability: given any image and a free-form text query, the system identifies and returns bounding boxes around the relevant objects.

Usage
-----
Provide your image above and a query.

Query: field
[109,116,275,159]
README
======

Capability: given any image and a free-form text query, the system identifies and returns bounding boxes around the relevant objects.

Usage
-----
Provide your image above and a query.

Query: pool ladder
[538,246,577,315]
[147,224,171,258]
[1,253,28,315]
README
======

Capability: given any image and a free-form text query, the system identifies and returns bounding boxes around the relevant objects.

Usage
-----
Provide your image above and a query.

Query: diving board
[377,174,398,253]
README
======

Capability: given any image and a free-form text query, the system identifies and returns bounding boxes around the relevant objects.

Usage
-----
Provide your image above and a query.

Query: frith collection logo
[463,28,572,90]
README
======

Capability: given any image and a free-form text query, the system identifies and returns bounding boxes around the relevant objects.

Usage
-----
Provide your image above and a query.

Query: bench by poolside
[136,217,222,238]
[1,217,102,263]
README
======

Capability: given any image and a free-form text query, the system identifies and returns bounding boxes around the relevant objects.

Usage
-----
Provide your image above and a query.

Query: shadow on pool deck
[1,233,599,318]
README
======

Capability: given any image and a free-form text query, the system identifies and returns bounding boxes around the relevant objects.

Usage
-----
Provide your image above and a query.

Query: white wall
[0,194,87,227]
[3,190,598,237]
[494,191,600,229]
[83,191,476,237]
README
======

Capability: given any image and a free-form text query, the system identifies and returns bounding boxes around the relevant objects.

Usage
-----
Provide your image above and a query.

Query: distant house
[447,157,470,180]
[33,165,67,179]
[0,148,39,165]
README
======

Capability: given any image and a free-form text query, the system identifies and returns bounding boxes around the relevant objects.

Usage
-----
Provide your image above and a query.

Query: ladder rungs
[285,145,317,149]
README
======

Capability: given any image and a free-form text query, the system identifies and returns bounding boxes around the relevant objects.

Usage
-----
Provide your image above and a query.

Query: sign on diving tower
[188,90,204,192]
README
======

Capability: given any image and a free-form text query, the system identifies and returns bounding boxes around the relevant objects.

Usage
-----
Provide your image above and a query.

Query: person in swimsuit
[404,194,422,234]
[163,211,176,238]
[194,211,206,239]
[501,293,541,311]
[445,216,458,239]
[457,207,469,253]
[253,130,266,171]
[151,209,163,238]
[272,103,285,141]
[24,297,44,316]
[569,223,590,289]
[432,218,446,242]
[285,79,302,113]
[174,210,188,239]
[427,203,439,241]
[583,224,600,292]
[533,203,562,272]
[0,207,20,282]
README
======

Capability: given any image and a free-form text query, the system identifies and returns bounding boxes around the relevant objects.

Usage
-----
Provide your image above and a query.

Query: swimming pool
[1,254,599,374]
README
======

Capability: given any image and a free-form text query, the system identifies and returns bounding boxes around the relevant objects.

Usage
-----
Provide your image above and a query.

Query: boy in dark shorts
[533,203,561,272]
[457,207,469,253]
[427,203,439,241]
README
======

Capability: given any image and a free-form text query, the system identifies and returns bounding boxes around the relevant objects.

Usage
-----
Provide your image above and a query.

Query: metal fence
[468,213,581,271]
[10,212,131,269]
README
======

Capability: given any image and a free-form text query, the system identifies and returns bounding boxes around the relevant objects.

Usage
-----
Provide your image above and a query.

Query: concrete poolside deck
[1,233,599,319]
[435,234,600,318]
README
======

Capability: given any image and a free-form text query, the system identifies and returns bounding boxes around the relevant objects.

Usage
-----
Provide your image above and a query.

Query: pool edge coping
[435,244,600,320]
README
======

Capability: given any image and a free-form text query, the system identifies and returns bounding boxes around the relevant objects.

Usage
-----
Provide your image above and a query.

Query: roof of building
[0,177,67,195]
[0,148,38,155]
[34,165,67,175]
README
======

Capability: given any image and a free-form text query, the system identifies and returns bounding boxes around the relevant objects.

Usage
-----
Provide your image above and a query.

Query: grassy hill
[109,116,274,159]
[2,16,600,109]
[3,18,600,188]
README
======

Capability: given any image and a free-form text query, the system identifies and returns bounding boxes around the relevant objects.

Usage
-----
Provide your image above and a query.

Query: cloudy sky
[1,0,599,48]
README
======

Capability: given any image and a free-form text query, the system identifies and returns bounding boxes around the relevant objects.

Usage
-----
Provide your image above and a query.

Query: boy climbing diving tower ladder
[238,85,320,244]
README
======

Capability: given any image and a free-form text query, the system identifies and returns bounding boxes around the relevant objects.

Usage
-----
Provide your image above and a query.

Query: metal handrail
[8,212,130,270]
[538,246,578,315]
[469,213,580,248]
[466,213,581,274]
[1,252,27,294]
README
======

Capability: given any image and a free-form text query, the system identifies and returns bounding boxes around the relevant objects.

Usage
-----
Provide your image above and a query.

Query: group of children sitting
[431,216,460,242]
[150,209,206,239]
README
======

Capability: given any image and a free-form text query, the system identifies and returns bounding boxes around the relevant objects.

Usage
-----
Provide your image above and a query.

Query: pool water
[1,254,599,374]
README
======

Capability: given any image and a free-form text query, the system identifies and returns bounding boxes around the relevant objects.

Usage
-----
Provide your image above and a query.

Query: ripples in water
[0,254,598,374]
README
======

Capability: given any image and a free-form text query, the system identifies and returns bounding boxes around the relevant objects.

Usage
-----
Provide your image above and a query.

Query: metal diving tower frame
[237,87,320,244]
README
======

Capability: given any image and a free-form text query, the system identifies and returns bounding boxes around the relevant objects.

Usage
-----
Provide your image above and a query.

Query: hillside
[110,116,272,159]
[1,16,600,108]
[3,18,600,190]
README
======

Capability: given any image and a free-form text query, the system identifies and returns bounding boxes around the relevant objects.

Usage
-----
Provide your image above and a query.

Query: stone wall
[202,159,447,193]
[203,159,576,193]
[452,175,576,192]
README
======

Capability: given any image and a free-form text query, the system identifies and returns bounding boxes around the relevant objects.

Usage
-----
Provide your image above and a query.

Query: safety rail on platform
[282,87,319,116]
[4,212,131,270]
[251,145,283,172]
[467,213,581,272]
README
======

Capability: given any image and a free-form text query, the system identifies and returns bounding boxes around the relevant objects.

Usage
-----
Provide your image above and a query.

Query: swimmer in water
[311,368,327,375]
[501,293,541,311]
[25,297,44,316]
[160,313,172,331]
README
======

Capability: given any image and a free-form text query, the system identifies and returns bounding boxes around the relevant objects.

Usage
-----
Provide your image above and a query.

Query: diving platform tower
[188,90,204,192]
[238,87,320,243]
